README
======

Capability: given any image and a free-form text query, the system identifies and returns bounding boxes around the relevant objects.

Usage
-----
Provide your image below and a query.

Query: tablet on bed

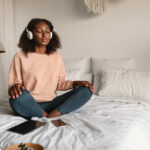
[7,120,47,135]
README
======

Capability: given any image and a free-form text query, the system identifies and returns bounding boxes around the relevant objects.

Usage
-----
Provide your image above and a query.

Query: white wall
[14,0,150,61]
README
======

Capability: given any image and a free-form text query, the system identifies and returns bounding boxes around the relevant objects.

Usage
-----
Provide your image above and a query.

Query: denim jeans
[9,86,93,118]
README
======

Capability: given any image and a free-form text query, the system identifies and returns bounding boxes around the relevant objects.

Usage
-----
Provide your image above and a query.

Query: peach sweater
[8,51,73,102]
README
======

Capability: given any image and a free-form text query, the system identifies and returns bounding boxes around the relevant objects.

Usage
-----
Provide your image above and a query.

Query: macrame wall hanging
[84,0,105,14]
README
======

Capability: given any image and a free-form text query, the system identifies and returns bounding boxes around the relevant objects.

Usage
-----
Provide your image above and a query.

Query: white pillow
[98,69,150,100]
[74,73,93,84]
[92,57,135,95]
[64,57,91,73]
[93,73,103,95]
[57,70,93,96]
[66,69,81,80]
[92,57,135,74]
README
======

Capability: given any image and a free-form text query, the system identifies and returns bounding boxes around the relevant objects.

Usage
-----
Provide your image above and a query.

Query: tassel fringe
[84,0,104,14]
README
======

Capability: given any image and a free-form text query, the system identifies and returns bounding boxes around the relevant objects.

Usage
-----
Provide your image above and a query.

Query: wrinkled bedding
[0,95,150,150]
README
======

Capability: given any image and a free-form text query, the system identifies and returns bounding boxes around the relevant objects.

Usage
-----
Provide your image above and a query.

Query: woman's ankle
[47,109,62,118]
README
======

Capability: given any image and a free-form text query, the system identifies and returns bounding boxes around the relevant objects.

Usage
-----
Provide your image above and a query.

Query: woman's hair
[18,18,61,55]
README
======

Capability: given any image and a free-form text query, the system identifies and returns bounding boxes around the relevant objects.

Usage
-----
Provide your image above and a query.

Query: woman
[8,18,94,119]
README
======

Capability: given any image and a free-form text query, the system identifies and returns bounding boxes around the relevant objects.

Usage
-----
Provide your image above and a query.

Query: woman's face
[33,22,51,46]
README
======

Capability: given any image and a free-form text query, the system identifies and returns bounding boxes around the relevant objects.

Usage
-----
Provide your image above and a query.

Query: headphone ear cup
[27,31,33,40]
[50,32,53,39]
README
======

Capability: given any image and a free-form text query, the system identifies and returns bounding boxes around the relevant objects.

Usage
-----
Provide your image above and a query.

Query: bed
[0,95,150,150]
[0,57,150,150]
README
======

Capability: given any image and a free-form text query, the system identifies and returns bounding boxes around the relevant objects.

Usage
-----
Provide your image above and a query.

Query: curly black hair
[18,18,61,55]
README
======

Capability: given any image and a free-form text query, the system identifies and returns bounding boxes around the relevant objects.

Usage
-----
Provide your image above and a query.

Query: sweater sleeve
[56,54,73,91]
[8,54,23,88]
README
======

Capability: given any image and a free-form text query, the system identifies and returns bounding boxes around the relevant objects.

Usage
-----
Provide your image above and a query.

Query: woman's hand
[8,83,25,99]
[73,81,94,93]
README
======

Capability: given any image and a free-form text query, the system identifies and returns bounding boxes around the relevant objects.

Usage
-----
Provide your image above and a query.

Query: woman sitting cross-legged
[8,18,94,119]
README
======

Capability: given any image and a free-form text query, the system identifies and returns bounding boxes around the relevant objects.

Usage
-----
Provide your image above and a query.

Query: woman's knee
[9,89,30,103]
[9,89,32,112]
[76,86,93,100]
[80,86,93,95]
[9,89,43,118]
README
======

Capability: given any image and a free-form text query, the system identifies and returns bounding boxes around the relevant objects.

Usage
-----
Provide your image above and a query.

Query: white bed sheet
[0,95,150,150]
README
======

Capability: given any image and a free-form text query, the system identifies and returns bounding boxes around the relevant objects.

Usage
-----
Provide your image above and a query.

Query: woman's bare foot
[47,109,62,118]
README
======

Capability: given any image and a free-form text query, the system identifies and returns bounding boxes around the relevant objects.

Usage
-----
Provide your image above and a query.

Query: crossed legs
[9,86,93,118]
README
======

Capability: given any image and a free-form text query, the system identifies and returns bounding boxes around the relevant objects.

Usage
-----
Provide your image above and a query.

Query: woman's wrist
[73,81,78,88]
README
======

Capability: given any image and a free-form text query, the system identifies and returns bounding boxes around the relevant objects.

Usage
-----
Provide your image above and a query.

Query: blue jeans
[9,86,93,118]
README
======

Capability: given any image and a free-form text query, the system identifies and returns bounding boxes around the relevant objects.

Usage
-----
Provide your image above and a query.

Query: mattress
[0,95,150,150]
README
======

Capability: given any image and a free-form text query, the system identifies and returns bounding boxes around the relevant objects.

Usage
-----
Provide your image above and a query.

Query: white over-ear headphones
[26,28,33,40]
[26,28,53,40]
[50,32,53,39]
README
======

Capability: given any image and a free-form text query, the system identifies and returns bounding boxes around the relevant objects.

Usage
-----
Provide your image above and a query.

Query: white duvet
[0,95,150,150]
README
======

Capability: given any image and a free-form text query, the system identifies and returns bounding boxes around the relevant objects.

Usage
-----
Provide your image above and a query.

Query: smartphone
[51,119,67,127]
[7,120,47,135]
